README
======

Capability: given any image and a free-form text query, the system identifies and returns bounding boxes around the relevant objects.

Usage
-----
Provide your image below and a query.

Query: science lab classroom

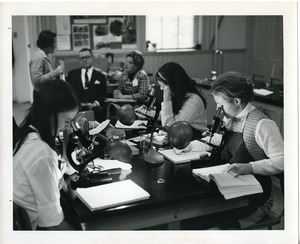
[11,14,289,234]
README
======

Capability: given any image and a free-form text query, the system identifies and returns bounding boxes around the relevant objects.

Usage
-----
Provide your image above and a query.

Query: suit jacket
[66,68,107,105]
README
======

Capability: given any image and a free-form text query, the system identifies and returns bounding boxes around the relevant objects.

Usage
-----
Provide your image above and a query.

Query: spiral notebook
[75,180,150,211]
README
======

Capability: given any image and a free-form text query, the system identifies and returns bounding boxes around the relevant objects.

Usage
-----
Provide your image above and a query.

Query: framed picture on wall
[72,24,90,50]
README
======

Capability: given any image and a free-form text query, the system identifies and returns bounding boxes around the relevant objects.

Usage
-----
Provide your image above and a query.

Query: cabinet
[247,16,283,81]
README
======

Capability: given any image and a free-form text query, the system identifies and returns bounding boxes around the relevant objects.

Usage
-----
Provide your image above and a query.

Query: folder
[75,180,150,211]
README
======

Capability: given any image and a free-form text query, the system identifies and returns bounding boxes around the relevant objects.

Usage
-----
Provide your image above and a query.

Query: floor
[13,102,284,230]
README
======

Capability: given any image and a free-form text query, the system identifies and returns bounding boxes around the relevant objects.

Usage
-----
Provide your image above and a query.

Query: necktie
[85,69,89,88]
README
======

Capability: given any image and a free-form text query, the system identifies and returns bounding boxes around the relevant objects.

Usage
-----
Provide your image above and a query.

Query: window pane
[162,16,178,49]
[146,15,195,50]
[146,16,162,49]
[178,16,194,48]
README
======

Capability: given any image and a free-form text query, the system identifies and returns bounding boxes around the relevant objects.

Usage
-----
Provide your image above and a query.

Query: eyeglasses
[79,56,92,60]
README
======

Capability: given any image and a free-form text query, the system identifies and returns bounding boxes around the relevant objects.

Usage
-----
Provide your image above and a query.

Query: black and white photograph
[1,1,298,244]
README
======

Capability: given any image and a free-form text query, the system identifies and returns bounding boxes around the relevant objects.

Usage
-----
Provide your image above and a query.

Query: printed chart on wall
[72,24,90,50]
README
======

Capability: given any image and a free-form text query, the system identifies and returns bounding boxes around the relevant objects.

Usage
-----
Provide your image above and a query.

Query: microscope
[201,106,226,162]
[135,86,161,130]
[66,114,131,189]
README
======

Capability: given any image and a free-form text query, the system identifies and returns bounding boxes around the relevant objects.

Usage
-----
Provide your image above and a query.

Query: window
[146,16,195,50]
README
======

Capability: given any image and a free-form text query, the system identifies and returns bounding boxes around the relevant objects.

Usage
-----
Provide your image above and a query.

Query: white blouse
[13,132,64,230]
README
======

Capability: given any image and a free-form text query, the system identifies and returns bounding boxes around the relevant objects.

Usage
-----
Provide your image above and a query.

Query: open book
[75,180,150,211]
[192,164,263,200]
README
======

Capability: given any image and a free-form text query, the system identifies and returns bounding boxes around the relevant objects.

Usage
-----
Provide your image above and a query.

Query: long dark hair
[156,62,206,114]
[13,80,80,155]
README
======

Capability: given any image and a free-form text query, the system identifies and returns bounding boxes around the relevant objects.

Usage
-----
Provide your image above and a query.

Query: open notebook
[76,180,150,211]
[192,164,263,200]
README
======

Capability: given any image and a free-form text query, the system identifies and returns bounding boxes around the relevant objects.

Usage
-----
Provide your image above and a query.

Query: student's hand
[227,163,253,177]
[163,87,172,101]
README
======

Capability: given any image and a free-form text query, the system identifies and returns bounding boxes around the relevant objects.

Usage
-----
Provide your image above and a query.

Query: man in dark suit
[66,48,107,122]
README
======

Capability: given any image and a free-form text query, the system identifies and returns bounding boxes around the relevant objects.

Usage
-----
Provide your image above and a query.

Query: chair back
[13,202,32,230]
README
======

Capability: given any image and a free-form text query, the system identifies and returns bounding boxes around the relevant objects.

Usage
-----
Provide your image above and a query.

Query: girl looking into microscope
[181,71,284,229]
[13,80,80,230]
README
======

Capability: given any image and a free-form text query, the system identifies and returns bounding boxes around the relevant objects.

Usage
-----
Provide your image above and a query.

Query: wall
[54,49,247,81]
[218,16,246,49]
[12,16,32,103]
[12,15,250,103]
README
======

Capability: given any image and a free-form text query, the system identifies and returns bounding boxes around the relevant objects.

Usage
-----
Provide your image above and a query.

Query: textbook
[75,180,150,211]
[158,149,204,164]
[192,164,263,200]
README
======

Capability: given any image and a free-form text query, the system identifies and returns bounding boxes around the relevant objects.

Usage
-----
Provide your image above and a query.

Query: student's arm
[26,153,65,229]
[161,93,205,127]
[227,119,284,177]
[250,118,284,175]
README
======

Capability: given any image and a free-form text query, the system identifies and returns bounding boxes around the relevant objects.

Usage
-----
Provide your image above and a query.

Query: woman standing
[157,62,207,139]
[13,80,80,230]
[29,30,64,99]
[113,50,149,104]
[184,71,284,229]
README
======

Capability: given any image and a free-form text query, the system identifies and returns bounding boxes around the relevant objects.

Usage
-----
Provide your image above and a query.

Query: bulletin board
[55,16,137,51]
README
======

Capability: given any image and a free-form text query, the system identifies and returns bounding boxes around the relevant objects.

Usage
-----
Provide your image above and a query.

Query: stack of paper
[115,120,147,129]
[158,149,203,164]
[253,89,274,96]
[193,164,263,199]
[75,180,150,211]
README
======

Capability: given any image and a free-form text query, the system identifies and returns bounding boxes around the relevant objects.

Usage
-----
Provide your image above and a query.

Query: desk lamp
[143,123,165,165]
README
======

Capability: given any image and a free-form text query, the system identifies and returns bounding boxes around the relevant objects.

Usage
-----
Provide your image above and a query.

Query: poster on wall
[91,16,137,50]
[72,24,90,50]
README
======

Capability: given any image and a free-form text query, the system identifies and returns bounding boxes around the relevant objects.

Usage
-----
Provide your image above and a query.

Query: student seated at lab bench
[66,48,107,122]
[113,50,150,104]
[156,62,207,139]
[13,80,81,230]
[180,71,284,230]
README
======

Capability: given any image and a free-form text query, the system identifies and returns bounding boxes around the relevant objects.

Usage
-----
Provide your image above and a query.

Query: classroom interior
[12,15,284,231]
